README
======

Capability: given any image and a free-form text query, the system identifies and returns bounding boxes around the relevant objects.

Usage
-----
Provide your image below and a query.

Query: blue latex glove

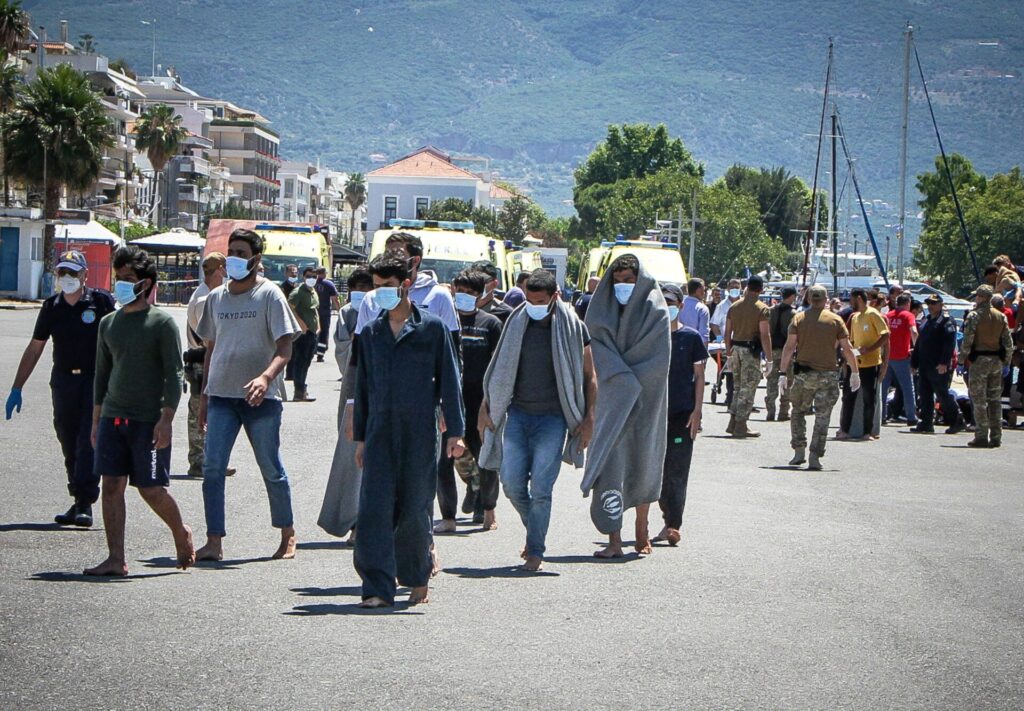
[5,388,22,419]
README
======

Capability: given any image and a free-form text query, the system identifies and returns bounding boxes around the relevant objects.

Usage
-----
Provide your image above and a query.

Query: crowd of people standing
[4,233,1019,608]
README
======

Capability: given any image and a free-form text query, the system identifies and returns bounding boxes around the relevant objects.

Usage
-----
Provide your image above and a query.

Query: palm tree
[0,0,29,56]
[0,51,22,205]
[77,33,96,54]
[134,103,188,226]
[2,64,111,271]
[343,172,365,245]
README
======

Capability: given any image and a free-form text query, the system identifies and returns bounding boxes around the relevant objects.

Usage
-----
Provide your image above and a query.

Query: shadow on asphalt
[544,554,643,565]
[291,585,363,597]
[443,565,559,578]
[758,465,840,472]
[296,540,350,551]
[29,570,179,583]
[187,557,273,570]
[286,603,424,616]
[0,522,96,533]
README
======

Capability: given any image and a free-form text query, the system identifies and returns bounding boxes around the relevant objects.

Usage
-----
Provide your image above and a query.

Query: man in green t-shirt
[288,266,319,402]
[84,245,193,577]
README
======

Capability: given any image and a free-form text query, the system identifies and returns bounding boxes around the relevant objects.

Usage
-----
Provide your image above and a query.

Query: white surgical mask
[304,277,317,288]
[614,283,635,305]
[525,302,551,321]
[58,275,82,295]
[349,291,366,309]
[667,305,680,321]
[287,276,298,284]
[454,292,478,312]
[225,256,254,281]
[375,286,401,311]
[728,288,741,299]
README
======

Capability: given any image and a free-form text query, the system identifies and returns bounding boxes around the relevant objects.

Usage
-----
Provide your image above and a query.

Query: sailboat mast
[801,38,833,287]
[831,105,838,295]
[897,22,913,286]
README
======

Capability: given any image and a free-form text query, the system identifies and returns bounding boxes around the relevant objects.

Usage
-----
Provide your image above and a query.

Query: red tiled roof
[368,147,480,180]
[490,184,516,200]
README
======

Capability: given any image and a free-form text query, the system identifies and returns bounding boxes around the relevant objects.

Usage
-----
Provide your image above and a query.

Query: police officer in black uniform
[5,250,116,526]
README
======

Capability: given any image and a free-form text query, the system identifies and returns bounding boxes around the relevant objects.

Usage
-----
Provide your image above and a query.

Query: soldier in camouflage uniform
[765,286,797,420]
[724,275,773,438]
[779,284,860,470]
[960,284,1014,448]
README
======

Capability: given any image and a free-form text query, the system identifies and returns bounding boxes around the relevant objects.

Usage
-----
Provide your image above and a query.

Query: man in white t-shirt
[183,252,225,478]
[194,229,302,563]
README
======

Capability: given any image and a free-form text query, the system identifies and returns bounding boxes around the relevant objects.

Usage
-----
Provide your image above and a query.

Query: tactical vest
[972,306,1006,356]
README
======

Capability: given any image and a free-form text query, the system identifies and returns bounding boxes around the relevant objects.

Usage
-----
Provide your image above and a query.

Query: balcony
[175,156,210,177]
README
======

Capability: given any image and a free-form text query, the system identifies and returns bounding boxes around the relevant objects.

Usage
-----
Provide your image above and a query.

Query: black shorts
[94,417,171,488]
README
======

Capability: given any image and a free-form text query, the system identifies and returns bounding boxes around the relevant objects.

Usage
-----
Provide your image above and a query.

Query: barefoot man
[195,229,302,562]
[478,269,597,572]
[353,253,466,608]
[85,246,193,576]
[583,255,670,558]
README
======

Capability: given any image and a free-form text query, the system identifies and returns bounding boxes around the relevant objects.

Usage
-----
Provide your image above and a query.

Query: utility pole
[831,105,838,295]
[896,22,913,286]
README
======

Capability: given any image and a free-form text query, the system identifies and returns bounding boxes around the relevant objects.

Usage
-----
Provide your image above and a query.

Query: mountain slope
[23,0,1024,221]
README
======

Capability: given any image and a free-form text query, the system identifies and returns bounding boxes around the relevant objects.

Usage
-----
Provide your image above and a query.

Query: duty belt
[732,340,757,347]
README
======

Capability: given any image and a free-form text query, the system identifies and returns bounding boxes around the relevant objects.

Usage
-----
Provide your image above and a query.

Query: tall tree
[574,168,702,241]
[343,172,365,244]
[695,184,788,283]
[723,164,823,250]
[497,194,530,244]
[2,64,111,271]
[915,153,987,229]
[573,123,703,198]
[0,0,29,56]
[0,51,22,206]
[134,103,187,226]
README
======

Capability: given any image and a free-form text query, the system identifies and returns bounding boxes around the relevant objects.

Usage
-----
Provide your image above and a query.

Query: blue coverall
[352,305,465,604]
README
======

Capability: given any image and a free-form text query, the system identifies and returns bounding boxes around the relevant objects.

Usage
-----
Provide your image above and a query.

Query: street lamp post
[140,20,156,77]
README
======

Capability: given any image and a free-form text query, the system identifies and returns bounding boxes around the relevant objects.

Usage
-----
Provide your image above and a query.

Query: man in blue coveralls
[352,253,465,608]
[6,250,116,527]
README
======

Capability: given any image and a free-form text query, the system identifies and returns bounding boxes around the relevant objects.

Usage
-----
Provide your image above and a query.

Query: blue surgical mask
[349,291,365,309]
[614,283,635,305]
[375,286,401,311]
[114,280,139,307]
[226,256,254,281]
[668,305,680,321]
[287,276,298,284]
[454,292,478,312]
[728,288,741,299]
[525,302,551,321]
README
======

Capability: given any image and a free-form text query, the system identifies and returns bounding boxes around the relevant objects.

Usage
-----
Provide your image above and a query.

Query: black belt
[972,350,1001,357]
[56,368,87,376]
[732,340,757,347]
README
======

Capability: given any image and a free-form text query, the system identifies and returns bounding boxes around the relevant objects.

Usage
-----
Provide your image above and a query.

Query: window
[384,196,397,224]
[31,236,42,261]
[284,179,294,199]
[415,197,430,219]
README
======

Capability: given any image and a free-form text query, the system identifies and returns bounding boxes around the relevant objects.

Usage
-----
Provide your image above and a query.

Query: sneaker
[74,505,93,527]
[912,424,935,434]
[316,355,325,363]
[54,504,78,526]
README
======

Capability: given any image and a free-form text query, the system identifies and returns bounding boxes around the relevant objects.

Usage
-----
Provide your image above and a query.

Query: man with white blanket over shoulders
[478,269,598,572]
[584,254,671,558]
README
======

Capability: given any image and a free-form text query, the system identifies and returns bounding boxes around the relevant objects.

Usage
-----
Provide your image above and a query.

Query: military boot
[732,419,761,438]
[778,404,790,421]
[725,415,736,435]
[967,436,989,448]
[788,448,806,466]
[766,406,776,422]
[807,453,823,471]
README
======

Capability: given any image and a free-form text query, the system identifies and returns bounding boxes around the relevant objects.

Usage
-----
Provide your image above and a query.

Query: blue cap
[56,250,87,272]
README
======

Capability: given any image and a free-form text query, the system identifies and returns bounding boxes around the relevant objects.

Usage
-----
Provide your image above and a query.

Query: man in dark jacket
[911,294,964,434]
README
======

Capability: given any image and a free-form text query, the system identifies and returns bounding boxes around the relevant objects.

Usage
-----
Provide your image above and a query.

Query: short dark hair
[686,278,704,294]
[867,288,880,301]
[347,267,373,291]
[610,254,639,276]
[524,268,557,296]
[385,231,423,258]
[984,265,1000,276]
[228,228,264,255]
[747,275,764,292]
[850,288,867,302]
[112,244,158,297]
[316,266,328,274]
[888,284,902,295]
[368,253,411,282]
[302,266,317,277]
[781,286,797,299]
[285,263,297,271]
[470,260,499,282]
[896,293,911,307]
[515,271,530,286]
[452,269,488,295]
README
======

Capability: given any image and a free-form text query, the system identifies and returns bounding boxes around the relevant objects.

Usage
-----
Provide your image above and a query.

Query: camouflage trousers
[765,348,792,415]
[968,355,1004,442]
[729,347,763,420]
[185,365,205,477]
[788,369,840,456]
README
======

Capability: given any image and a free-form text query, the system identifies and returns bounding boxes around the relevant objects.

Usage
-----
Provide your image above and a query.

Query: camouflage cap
[973,284,994,298]
[807,284,828,300]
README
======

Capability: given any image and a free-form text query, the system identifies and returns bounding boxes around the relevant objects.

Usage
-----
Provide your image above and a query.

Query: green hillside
[23,0,1024,221]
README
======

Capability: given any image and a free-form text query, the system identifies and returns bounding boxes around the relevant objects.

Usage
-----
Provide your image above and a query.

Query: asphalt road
[1,305,1022,710]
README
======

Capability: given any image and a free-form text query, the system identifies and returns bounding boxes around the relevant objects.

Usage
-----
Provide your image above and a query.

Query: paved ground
[1,305,1022,710]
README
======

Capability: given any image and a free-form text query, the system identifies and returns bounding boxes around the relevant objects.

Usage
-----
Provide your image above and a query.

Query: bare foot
[594,544,624,559]
[520,546,528,561]
[409,586,430,605]
[273,528,296,560]
[433,519,457,534]
[430,544,441,577]
[634,539,653,555]
[195,539,224,562]
[665,528,681,546]
[481,510,498,531]
[651,526,671,543]
[174,525,195,570]
[358,596,391,609]
[521,555,543,572]
[83,557,128,577]
[836,431,850,441]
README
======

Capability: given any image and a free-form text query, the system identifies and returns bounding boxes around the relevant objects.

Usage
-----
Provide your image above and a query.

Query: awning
[107,72,146,100]
[132,230,205,250]
[56,221,120,244]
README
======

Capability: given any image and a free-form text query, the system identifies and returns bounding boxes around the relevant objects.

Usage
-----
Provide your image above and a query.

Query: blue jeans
[500,407,567,558]
[882,357,918,425]
[202,396,293,537]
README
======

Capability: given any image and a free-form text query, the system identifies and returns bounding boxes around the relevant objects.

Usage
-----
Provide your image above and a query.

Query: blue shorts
[94,417,171,488]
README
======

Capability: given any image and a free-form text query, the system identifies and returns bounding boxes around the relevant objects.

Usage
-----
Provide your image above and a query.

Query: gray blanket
[478,299,589,471]
[582,260,670,533]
